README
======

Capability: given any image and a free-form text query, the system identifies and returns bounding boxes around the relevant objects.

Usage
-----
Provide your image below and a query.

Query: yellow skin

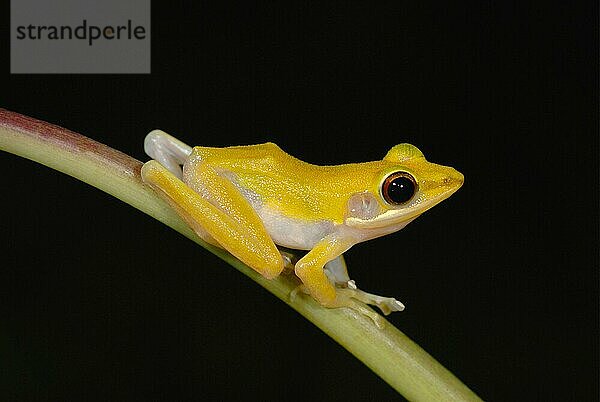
[141,130,463,318]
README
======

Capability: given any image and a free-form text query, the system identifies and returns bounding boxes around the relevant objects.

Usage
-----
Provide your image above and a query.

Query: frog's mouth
[344,186,461,229]
[345,201,429,229]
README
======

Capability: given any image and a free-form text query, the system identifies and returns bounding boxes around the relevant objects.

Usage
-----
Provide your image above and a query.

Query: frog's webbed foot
[342,280,405,315]
[331,289,387,328]
[289,282,385,328]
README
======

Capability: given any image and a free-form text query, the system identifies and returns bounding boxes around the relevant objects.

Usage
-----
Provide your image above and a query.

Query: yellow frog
[141,130,463,317]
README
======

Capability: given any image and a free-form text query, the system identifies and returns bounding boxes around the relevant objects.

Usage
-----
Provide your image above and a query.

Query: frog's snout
[432,167,464,199]
[442,168,464,189]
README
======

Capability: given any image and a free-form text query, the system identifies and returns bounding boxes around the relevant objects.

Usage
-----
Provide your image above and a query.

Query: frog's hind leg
[141,160,284,280]
[144,129,192,179]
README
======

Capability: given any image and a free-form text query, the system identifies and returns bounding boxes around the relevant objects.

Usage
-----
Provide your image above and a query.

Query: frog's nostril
[441,170,465,187]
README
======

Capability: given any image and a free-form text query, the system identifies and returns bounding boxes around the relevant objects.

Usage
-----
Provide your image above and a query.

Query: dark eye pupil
[383,174,416,204]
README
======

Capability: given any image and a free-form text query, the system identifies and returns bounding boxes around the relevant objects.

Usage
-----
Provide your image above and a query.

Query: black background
[0,2,597,401]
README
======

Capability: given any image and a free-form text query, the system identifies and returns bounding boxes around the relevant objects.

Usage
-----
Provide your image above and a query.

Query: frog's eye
[382,172,417,205]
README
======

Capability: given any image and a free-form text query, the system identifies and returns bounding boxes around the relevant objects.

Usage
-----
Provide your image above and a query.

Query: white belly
[257,206,335,250]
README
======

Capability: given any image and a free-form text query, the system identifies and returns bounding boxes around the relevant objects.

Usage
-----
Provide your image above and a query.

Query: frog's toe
[377,297,405,315]
[338,282,405,316]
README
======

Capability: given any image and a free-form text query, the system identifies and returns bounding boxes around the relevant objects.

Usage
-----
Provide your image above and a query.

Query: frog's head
[345,144,464,230]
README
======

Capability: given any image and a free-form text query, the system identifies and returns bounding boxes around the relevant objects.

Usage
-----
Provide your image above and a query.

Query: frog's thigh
[141,160,283,279]
[295,236,354,305]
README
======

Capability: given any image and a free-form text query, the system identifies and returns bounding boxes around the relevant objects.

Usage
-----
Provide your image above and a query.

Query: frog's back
[192,142,284,162]
[188,143,385,223]
[190,142,320,177]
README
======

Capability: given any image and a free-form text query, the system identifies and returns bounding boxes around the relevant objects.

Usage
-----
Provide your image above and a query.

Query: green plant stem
[0,109,482,402]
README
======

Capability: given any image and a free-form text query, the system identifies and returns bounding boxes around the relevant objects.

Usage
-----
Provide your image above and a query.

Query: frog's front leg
[294,235,356,307]
[294,241,386,326]
[324,256,405,315]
